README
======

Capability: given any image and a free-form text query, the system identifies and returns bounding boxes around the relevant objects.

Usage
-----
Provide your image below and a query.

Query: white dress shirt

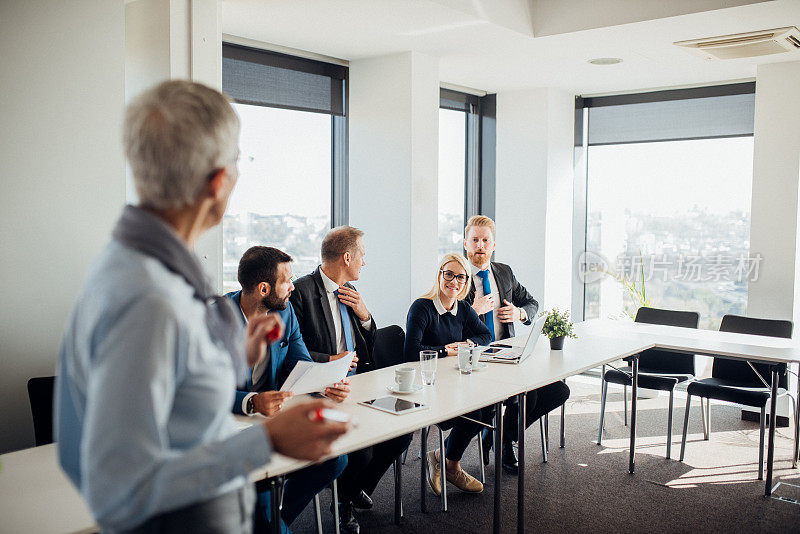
[319,268,372,353]
[432,294,458,316]
[470,263,503,336]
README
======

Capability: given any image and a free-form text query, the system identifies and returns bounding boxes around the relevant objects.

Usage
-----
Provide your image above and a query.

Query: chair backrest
[27,376,55,446]
[714,314,792,388]
[634,307,699,375]
[373,325,406,369]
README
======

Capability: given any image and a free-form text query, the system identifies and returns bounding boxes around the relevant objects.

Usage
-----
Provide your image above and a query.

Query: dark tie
[476,269,495,342]
[334,289,356,376]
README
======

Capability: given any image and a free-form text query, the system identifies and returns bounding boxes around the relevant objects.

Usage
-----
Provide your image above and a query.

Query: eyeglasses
[440,270,468,284]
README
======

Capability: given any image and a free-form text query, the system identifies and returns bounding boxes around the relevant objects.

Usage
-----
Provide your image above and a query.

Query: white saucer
[454,362,488,371]
[387,384,422,394]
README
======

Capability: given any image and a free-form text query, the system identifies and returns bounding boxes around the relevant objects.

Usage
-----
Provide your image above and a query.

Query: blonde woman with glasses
[403,253,492,495]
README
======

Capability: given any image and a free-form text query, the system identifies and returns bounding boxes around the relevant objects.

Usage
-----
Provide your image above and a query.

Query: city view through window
[583,137,754,330]
[223,103,332,293]
[438,108,466,259]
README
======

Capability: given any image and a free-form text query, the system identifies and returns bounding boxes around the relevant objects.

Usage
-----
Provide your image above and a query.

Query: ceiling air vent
[675,26,800,60]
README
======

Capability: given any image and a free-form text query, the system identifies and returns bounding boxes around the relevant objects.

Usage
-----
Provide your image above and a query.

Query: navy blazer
[226,291,313,415]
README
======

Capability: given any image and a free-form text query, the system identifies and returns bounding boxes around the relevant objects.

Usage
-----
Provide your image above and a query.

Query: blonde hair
[421,253,472,301]
[464,215,495,238]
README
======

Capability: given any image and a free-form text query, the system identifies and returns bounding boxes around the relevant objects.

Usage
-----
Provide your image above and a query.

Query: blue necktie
[334,289,356,376]
[476,270,495,342]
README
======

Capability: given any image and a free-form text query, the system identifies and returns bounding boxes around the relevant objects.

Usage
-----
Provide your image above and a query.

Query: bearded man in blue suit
[227,246,349,533]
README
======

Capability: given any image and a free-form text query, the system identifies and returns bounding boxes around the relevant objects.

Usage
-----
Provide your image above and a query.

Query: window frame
[572,83,756,321]
[438,88,496,239]
[222,42,349,229]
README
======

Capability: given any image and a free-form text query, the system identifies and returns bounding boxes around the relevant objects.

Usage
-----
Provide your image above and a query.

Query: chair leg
[539,417,548,463]
[477,428,486,484]
[759,405,766,481]
[313,494,323,534]
[544,413,550,451]
[332,480,341,534]
[704,397,711,440]
[624,384,629,426]
[393,457,402,524]
[402,446,409,465]
[438,426,447,512]
[680,394,691,462]
[560,382,566,449]
[598,378,608,445]
[789,395,798,469]
[666,388,674,459]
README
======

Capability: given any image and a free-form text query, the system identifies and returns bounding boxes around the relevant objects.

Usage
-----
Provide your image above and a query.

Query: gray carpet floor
[290,375,800,533]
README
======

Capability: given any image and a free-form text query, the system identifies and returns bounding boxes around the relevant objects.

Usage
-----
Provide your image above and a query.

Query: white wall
[349,52,440,329]
[126,0,223,288]
[748,61,800,325]
[746,60,800,419]
[495,88,574,316]
[0,0,126,453]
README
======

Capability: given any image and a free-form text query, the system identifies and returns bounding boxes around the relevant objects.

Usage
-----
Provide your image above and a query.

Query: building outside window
[221,43,347,293]
[578,86,755,329]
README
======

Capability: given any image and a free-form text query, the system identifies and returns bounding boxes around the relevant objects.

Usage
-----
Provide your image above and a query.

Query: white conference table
[3,319,799,534]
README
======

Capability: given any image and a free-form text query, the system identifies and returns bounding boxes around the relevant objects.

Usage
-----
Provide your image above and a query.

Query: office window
[438,108,466,258]
[577,84,756,329]
[438,89,495,259]
[221,44,347,292]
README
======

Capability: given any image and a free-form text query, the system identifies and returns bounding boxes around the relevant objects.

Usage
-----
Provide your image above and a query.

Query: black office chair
[375,325,407,524]
[27,376,56,446]
[598,307,699,459]
[679,314,796,480]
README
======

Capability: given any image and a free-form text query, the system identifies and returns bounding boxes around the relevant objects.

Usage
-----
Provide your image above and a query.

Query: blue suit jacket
[226,291,313,415]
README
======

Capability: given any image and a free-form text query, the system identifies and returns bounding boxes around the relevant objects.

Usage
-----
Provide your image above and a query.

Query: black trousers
[337,432,413,499]
[503,381,570,444]
[438,406,495,461]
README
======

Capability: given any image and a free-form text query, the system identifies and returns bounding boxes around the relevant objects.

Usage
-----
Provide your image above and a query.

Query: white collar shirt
[433,294,458,316]
[319,268,372,354]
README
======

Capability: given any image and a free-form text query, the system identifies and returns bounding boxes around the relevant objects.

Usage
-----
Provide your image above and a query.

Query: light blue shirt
[55,239,272,531]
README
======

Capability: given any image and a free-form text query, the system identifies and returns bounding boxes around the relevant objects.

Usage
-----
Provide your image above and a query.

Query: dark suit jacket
[289,267,377,373]
[225,291,313,415]
[464,261,539,341]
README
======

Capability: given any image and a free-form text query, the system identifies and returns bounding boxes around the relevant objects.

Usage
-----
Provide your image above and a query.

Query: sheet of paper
[279,352,355,394]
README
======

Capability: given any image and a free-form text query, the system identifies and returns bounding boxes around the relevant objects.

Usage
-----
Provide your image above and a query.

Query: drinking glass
[419,350,438,385]
[457,343,473,374]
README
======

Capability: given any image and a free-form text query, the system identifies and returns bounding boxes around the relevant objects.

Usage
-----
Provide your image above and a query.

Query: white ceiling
[222,0,800,95]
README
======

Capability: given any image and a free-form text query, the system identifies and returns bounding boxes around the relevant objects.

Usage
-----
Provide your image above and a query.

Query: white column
[0,0,126,453]
[746,60,800,421]
[748,60,800,324]
[349,52,440,328]
[125,0,223,287]
[495,88,574,318]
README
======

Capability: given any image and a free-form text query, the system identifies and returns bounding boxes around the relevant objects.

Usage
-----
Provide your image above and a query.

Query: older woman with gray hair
[55,80,348,533]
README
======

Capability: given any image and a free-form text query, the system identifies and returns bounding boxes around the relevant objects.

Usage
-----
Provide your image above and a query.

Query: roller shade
[222,43,346,116]
[581,83,755,146]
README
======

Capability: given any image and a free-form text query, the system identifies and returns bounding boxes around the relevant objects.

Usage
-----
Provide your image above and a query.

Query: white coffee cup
[394,367,416,392]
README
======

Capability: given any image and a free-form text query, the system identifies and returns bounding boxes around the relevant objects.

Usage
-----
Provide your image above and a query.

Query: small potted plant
[539,308,576,350]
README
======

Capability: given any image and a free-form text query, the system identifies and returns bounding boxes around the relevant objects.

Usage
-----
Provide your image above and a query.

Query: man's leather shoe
[481,428,493,466]
[332,500,360,534]
[501,443,519,474]
[351,490,373,510]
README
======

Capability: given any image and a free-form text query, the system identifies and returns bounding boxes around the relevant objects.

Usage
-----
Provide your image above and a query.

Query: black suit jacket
[464,261,539,341]
[289,266,377,373]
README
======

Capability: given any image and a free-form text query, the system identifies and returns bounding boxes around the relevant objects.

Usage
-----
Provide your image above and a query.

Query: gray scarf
[112,205,246,382]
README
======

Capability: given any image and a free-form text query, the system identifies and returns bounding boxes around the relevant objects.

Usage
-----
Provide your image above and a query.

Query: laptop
[478,315,547,364]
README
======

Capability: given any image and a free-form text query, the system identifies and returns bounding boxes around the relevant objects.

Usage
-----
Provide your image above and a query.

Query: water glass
[457,343,473,374]
[419,350,438,385]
